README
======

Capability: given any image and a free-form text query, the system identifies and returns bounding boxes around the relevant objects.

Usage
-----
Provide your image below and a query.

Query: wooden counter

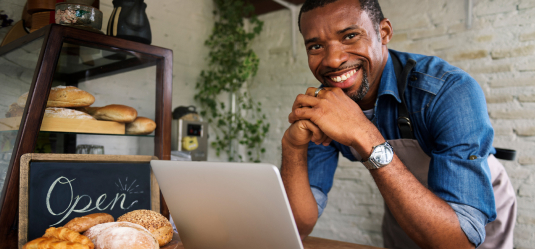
[161,233,381,249]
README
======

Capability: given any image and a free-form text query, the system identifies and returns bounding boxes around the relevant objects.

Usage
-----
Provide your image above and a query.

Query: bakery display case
[0,24,172,248]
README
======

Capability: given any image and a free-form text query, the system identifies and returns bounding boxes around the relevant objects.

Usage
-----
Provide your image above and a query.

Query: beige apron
[351,139,516,248]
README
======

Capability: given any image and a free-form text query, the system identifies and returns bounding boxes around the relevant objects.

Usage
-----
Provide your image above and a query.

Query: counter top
[161,233,381,249]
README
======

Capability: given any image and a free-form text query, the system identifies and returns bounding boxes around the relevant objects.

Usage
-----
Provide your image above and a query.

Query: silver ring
[314,87,324,97]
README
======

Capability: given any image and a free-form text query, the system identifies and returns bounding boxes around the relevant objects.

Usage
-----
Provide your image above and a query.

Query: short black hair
[298,0,384,36]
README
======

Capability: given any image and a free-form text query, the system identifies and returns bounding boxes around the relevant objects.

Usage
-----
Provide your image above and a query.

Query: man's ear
[380,18,393,45]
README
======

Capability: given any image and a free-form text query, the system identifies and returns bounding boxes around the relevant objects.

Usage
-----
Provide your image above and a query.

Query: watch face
[371,144,394,165]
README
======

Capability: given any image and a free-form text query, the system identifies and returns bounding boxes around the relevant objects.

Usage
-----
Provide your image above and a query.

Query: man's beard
[338,69,369,103]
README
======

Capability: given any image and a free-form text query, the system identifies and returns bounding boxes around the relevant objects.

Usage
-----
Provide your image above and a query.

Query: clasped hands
[284,87,376,153]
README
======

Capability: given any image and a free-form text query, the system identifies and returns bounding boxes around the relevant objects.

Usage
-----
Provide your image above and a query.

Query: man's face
[300,0,387,103]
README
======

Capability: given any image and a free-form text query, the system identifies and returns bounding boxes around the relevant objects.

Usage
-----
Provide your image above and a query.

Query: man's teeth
[331,69,357,82]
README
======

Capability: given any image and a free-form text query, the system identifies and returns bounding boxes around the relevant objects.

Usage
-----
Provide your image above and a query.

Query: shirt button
[410,76,417,81]
[469,155,477,160]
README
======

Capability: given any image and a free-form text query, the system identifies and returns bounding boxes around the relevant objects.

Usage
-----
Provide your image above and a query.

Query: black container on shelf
[107,0,151,45]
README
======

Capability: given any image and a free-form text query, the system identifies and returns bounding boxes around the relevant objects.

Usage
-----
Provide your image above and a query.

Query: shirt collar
[377,52,402,104]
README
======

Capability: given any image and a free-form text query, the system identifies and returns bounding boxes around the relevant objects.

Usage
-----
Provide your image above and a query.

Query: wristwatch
[362,141,394,170]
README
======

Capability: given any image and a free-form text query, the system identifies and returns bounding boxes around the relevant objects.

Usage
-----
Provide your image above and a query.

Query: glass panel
[46,41,158,155]
[0,37,44,192]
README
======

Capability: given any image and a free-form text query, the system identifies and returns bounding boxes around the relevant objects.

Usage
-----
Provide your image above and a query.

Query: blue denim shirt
[307,49,496,247]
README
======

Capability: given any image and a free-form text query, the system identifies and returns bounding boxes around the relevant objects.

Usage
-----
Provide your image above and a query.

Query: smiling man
[280,0,516,248]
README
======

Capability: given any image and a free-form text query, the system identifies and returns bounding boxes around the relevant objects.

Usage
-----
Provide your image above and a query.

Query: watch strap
[362,141,393,170]
[362,158,381,170]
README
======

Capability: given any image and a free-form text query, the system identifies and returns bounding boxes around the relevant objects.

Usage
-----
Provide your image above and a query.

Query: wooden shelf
[0,117,125,134]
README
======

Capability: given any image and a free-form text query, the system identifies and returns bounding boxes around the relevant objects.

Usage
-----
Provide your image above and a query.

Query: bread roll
[64,213,114,233]
[117,209,173,247]
[43,227,94,249]
[126,117,157,135]
[22,237,90,249]
[5,102,24,118]
[83,222,158,249]
[89,104,138,123]
[17,86,95,108]
[45,108,96,120]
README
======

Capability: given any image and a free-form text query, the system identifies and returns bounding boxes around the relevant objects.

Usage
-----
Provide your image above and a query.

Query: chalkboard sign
[19,154,160,248]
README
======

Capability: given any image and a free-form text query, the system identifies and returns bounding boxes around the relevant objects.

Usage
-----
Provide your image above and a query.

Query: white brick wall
[249,0,535,248]
[2,0,534,248]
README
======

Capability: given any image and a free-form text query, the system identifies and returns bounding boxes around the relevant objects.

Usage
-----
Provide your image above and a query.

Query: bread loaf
[22,237,90,249]
[5,102,24,118]
[83,222,158,249]
[88,104,138,123]
[43,227,94,249]
[126,117,157,135]
[45,108,96,120]
[117,209,173,246]
[64,213,114,233]
[17,86,95,108]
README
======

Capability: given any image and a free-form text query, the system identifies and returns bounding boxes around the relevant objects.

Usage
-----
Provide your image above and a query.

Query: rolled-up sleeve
[307,141,340,217]
[448,202,488,247]
[423,71,496,246]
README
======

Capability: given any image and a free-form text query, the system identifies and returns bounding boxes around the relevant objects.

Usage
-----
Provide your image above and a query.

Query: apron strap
[389,51,417,139]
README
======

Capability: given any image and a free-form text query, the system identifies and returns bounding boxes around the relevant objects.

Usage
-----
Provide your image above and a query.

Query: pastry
[17,86,95,108]
[44,108,96,120]
[117,209,173,246]
[5,102,24,117]
[84,222,158,249]
[22,237,90,249]
[43,227,94,249]
[63,213,114,233]
[85,104,138,123]
[126,117,157,135]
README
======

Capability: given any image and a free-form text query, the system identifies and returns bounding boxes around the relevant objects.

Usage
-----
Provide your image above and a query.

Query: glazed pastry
[43,227,94,249]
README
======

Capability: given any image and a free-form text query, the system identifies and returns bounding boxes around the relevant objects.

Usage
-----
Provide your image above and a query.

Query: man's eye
[344,33,357,40]
[308,44,322,50]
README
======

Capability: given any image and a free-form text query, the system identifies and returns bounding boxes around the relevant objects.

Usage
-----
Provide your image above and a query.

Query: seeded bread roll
[126,117,157,135]
[64,213,114,233]
[117,209,173,246]
[17,86,95,108]
[86,104,138,123]
[45,108,96,120]
[83,222,158,249]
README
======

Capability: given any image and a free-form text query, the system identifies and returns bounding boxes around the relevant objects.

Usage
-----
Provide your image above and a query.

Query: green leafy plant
[195,0,269,162]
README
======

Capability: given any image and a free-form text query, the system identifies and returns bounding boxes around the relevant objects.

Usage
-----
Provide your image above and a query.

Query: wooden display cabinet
[0,24,173,248]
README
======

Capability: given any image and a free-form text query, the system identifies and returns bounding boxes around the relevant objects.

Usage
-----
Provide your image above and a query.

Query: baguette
[63,213,114,233]
[44,108,96,120]
[22,237,90,249]
[43,227,94,249]
[87,104,138,123]
[17,86,95,108]
[126,116,157,135]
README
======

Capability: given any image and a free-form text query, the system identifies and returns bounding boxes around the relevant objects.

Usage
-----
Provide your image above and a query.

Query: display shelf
[0,24,173,248]
[0,117,125,134]
[0,130,155,138]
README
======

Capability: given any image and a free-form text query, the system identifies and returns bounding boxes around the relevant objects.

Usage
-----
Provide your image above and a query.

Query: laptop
[150,160,304,249]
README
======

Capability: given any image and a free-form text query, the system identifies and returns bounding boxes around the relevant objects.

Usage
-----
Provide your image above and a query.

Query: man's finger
[289,105,321,123]
[298,120,326,145]
[305,86,334,98]
[321,137,333,146]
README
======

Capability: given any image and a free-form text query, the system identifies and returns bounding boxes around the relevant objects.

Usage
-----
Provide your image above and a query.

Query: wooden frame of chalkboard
[18,153,160,248]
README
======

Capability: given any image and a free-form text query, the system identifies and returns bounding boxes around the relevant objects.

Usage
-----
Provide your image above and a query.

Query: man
[280,0,516,248]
